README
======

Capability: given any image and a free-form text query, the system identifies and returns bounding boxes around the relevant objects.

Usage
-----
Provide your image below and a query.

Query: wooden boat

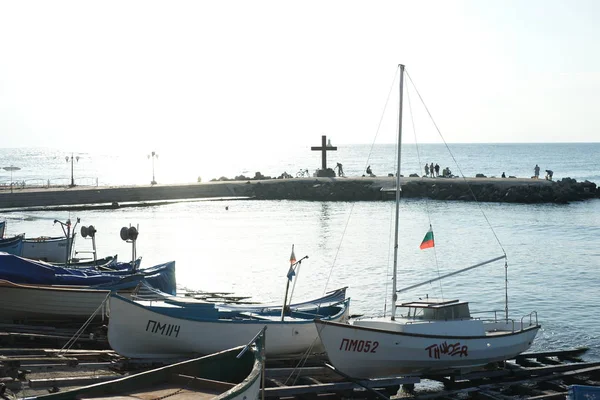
[0,234,24,255]
[0,253,176,294]
[315,65,540,378]
[108,291,350,358]
[28,328,265,400]
[0,276,158,322]
[50,254,118,268]
[22,235,75,263]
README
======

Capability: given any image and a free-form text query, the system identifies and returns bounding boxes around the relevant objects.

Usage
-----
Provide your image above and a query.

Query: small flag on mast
[420,226,435,250]
[287,245,297,281]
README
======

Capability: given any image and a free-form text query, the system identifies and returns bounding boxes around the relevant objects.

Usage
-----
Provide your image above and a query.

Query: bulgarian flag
[420,226,435,250]
[287,245,297,281]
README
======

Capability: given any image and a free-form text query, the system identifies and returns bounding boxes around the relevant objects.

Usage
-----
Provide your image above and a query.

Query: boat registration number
[146,319,180,338]
[339,338,379,353]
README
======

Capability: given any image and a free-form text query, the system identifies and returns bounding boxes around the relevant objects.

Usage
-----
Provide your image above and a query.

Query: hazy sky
[1,0,599,154]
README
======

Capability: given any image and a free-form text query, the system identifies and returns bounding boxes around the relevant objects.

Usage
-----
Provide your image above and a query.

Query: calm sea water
[1,143,599,361]
[1,143,599,186]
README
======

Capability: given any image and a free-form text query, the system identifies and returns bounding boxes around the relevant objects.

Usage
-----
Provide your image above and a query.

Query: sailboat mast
[391,64,405,321]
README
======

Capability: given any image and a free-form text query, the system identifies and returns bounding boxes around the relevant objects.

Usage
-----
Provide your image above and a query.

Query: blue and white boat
[0,234,24,256]
[107,292,350,358]
[0,252,176,294]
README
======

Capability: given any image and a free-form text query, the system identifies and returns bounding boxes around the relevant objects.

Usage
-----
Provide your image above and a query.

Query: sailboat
[314,64,540,379]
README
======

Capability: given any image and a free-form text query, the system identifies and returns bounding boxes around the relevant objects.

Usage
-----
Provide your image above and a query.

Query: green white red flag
[420,227,435,250]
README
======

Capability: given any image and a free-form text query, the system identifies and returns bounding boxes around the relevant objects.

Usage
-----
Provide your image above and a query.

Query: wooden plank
[28,374,120,388]
[0,356,79,363]
[265,366,333,379]
[11,362,113,372]
[516,347,588,361]
[527,392,569,400]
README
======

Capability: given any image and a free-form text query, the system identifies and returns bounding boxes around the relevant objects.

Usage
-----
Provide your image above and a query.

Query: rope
[405,76,444,300]
[363,68,401,174]
[405,69,507,257]
[59,292,111,355]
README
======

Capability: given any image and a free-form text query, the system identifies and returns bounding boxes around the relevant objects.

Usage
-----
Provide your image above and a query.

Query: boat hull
[0,280,135,322]
[22,236,74,263]
[315,319,540,378]
[0,234,24,256]
[108,294,350,358]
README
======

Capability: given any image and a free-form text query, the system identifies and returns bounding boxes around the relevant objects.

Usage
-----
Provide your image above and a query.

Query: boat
[50,254,119,269]
[217,286,348,312]
[22,235,75,264]
[107,290,349,358]
[27,328,265,400]
[0,276,163,322]
[314,64,541,378]
[0,234,24,256]
[0,252,176,294]
[568,385,600,400]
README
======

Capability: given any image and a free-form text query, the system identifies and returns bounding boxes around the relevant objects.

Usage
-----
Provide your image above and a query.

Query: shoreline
[0,176,597,211]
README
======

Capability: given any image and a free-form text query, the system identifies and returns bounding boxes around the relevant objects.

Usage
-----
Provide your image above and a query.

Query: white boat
[107,291,350,358]
[22,235,75,263]
[315,64,540,379]
[0,277,162,323]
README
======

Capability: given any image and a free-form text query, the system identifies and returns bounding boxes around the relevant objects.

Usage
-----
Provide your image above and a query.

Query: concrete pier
[0,176,597,210]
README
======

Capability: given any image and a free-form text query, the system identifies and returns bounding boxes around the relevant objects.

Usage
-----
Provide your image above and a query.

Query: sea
[1,143,599,361]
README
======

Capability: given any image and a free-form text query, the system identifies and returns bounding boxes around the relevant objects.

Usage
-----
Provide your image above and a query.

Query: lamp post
[148,151,158,185]
[10,165,14,193]
[65,153,80,187]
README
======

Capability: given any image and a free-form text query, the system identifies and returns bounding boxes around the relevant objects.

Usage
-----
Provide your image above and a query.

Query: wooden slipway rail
[1,343,596,400]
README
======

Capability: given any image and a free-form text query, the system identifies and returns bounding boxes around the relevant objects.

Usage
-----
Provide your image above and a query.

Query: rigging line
[363,67,400,173]
[404,69,507,256]
[383,193,395,317]
[405,77,445,301]
[320,203,354,297]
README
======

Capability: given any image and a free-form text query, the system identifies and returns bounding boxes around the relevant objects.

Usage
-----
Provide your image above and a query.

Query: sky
[1,0,599,156]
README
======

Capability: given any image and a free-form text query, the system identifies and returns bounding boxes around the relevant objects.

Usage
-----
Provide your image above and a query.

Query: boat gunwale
[113,293,350,325]
[315,318,541,340]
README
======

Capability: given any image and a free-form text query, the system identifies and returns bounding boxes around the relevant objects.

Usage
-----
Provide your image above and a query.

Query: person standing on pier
[434,164,440,177]
[424,163,430,177]
[335,163,345,177]
[534,164,540,179]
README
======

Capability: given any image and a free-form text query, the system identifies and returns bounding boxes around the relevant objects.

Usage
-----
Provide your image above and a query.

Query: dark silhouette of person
[434,164,440,177]
[534,164,540,179]
[502,172,506,178]
[336,163,344,177]
[366,165,374,176]
[545,169,553,180]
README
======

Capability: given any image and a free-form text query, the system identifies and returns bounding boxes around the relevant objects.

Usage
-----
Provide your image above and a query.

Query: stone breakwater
[250,177,599,203]
[0,177,597,210]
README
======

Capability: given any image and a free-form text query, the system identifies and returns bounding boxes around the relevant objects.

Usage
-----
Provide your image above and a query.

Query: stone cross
[311,135,337,170]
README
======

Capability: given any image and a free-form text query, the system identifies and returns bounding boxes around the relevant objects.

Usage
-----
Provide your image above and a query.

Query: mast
[391,64,405,321]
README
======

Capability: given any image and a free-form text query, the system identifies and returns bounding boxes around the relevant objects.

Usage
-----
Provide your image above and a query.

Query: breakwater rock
[249,177,599,204]
[0,177,597,210]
